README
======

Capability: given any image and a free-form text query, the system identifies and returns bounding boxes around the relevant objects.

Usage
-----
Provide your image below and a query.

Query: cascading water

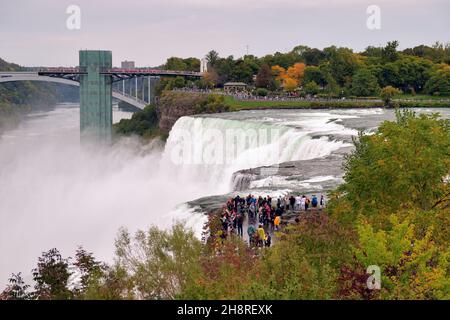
[161,116,350,194]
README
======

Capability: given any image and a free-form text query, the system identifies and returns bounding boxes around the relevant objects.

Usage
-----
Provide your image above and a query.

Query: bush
[194,94,229,114]
[380,86,402,106]
[256,88,268,97]
[304,81,320,95]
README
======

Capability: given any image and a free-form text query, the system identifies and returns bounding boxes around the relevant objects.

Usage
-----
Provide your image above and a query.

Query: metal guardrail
[37,68,203,78]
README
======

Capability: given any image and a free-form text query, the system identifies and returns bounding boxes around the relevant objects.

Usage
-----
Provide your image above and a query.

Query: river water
[0,104,448,285]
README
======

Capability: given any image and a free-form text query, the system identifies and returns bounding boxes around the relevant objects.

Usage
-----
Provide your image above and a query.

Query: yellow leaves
[283,77,299,92]
[354,215,449,299]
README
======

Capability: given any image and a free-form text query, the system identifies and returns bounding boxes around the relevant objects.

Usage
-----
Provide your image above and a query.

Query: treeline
[161,41,450,97]
[2,110,448,300]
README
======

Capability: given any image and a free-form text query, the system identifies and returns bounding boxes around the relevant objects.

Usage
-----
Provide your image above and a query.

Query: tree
[0,273,31,300]
[304,81,320,95]
[286,62,306,84]
[230,58,256,84]
[393,56,433,93]
[256,88,268,97]
[72,247,105,297]
[375,63,401,88]
[351,68,380,96]
[363,46,383,58]
[32,248,72,300]
[380,86,402,106]
[282,77,298,92]
[255,64,273,88]
[246,213,349,299]
[271,65,286,79]
[201,68,219,88]
[338,110,450,216]
[381,41,399,63]
[354,216,449,299]
[164,57,187,71]
[114,224,203,299]
[301,48,326,65]
[323,46,360,86]
[205,50,220,68]
[424,65,450,96]
[183,236,259,299]
[304,66,326,87]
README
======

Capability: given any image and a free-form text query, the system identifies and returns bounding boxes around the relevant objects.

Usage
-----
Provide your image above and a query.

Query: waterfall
[161,116,350,194]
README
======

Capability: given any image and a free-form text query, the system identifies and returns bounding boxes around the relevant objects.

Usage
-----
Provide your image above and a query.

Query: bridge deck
[33,68,203,79]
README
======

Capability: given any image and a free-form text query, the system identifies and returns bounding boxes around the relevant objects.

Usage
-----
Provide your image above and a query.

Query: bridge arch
[0,72,146,109]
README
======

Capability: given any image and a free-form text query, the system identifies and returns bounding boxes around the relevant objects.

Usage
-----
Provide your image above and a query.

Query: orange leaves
[271,63,306,92]
[287,62,306,82]
[283,77,299,92]
[271,65,286,79]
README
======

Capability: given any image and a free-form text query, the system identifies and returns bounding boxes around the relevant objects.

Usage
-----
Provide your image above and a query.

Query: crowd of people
[220,194,326,248]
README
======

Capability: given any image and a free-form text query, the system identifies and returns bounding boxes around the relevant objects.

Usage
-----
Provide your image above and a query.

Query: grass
[392,94,450,100]
[225,96,384,110]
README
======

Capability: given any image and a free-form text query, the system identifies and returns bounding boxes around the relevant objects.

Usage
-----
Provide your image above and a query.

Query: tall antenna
[246,45,249,56]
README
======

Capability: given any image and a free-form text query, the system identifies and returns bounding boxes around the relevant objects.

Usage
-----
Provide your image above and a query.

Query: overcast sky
[0,0,449,67]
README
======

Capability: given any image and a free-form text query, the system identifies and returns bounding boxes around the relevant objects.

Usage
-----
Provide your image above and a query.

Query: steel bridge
[0,50,203,143]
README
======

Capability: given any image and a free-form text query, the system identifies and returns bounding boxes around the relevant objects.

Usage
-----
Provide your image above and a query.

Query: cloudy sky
[0,0,449,67]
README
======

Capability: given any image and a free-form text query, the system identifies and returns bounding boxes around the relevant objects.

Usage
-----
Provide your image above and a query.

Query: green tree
[304,66,326,87]
[205,50,220,68]
[393,56,433,93]
[114,223,203,299]
[304,81,320,95]
[337,110,449,216]
[424,66,450,96]
[351,68,380,96]
[113,104,160,138]
[381,41,399,63]
[256,88,268,97]
[32,248,72,300]
[323,46,360,86]
[164,57,187,71]
[72,247,105,297]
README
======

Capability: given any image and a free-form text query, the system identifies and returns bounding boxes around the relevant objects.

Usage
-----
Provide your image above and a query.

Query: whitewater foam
[162,116,351,193]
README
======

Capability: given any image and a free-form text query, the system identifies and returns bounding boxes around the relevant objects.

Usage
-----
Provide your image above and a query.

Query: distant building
[121,60,135,69]
[224,82,247,92]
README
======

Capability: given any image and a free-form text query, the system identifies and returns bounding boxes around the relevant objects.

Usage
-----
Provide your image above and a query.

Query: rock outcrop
[157,92,208,134]
[157,91,229,134]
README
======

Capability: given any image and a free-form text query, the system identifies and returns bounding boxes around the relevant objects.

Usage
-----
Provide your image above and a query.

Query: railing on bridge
[38,67,85,74]
[37,67,202,77]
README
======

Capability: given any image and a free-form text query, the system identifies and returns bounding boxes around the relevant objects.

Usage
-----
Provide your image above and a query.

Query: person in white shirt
[295,195,302,211]
[301,195,306,211]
